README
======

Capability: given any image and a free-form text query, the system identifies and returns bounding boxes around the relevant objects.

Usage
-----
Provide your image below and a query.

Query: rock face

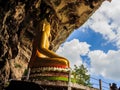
[0,0,107,84]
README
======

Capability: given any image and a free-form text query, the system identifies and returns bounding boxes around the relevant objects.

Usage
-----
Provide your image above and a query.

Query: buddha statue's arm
[37,35,65,59]
[38,46,66,59]
[36,30,66,59]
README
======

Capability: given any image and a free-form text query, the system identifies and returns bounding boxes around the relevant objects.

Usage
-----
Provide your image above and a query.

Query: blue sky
[56,0,120,89]
[67,27,118,53]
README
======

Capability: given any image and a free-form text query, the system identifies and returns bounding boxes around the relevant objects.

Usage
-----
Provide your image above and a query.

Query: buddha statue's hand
[57,56,70,68]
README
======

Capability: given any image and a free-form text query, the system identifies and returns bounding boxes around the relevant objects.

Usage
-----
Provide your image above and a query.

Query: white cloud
[89,50,120,80]
[56,0,120,81]
[56,39,90,68]
[83,0,120,80]
[83,0,120,48]
[56,39,120,80]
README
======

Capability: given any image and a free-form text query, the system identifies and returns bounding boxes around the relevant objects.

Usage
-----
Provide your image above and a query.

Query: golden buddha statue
[28,19,69,68]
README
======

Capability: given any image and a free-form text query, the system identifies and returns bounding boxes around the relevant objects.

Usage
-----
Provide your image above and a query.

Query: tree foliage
[72,64,92,86]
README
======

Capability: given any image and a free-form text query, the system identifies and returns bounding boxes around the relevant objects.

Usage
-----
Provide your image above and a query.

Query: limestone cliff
[0,0,109,84]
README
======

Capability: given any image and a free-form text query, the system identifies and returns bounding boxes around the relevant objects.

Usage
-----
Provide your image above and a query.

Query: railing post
[99,79,102,90]
[68,68,71,90]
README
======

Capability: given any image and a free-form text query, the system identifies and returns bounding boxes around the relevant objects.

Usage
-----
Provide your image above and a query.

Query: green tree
[72,64,92,86]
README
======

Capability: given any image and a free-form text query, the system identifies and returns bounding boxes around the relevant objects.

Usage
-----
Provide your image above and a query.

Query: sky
[56,0,120,89]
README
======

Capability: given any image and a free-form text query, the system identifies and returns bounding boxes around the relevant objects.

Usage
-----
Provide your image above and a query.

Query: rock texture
[0,0,109,84]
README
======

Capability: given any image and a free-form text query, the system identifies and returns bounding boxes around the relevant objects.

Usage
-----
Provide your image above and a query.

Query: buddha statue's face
[42,19,51,37]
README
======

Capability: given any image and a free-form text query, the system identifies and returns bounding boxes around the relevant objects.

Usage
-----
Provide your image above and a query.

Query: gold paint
[29,19,69,68]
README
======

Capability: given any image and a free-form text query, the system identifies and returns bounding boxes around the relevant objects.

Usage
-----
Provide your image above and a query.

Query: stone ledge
[5,80,68,90]
[5,80,42,90]
[5,80,98,90]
